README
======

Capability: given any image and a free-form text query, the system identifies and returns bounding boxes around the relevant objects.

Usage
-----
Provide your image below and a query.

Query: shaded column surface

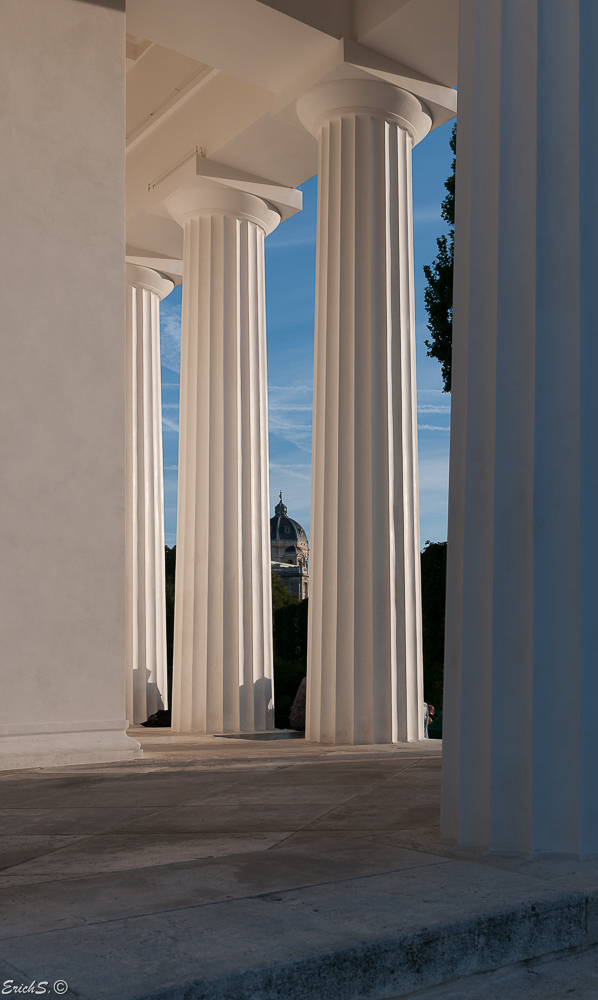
[167,185,279,733]
[126,264,173,725]
[297,80,431,744]
[443,0,598,856]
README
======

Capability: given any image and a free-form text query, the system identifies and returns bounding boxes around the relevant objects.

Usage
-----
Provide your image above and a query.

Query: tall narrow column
[297,80,431,744]
[166,185,279,733]
[443,0,598,857]
[126,264,173,725]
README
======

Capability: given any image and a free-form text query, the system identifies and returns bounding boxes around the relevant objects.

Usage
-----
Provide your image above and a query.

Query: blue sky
[160,119,454,547]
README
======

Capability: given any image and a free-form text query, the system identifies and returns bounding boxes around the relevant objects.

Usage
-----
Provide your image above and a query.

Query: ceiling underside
[125,0,459,260]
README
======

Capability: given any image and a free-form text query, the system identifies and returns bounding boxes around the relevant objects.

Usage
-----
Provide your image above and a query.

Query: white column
[126,264,173,725]
[443,0,598,857]
[166,185,278,733]
[297,80,431,744]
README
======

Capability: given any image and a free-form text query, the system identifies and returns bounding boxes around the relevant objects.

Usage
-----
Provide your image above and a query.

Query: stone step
[2,855,597,999]
[397,945,598,1000]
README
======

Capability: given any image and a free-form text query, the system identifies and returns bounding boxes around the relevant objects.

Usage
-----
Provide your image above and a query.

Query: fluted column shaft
[167,185,279,733]
[443,0,598,856]
[126,263,173,724]
[297,80,431,744]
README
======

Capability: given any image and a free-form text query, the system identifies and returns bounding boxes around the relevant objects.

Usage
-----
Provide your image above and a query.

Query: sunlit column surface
[167,185,278,733]
[297,80,431,744]
[126,264,173,725]
[443,0,598,856]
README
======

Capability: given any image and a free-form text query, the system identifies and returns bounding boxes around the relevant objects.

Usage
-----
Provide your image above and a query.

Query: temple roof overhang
[124,0,458,266]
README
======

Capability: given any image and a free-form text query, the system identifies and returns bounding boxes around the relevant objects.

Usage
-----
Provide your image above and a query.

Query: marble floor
[0,732,596,999]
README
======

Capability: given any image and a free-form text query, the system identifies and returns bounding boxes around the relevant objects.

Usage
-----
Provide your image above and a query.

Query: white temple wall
[0,0,140,766]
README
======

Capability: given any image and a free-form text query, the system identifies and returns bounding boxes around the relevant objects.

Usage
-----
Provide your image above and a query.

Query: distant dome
[270,493,308,548]
[270,492,310,600]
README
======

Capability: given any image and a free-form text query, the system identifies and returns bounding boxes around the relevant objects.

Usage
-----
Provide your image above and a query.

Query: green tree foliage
[273,598,308,662]
[423,124,456,392]
[165,545,176,668]
[164,545,176,708]
[420,541,447,708]
[271,571,298,611]
[271,573,308,729]
[273,658,307,730]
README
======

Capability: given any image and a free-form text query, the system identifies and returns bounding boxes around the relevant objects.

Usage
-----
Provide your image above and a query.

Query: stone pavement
[0,731,596,999]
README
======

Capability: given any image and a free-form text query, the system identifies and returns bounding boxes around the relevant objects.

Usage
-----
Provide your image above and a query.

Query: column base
[0,721,142,770]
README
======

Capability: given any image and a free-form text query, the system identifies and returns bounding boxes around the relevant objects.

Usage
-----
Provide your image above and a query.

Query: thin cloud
[418,453,450,491]
[268,384,313,451]
[268,417,312,452]
[418,424,450,431]
[270,461,311,468]
[269,461,311,482]
[160,307,182,373]
[417,403,451,413]
[268,384,313,393]
[266,234,316,249]
[413,205,445,224]
[269,403,313,412]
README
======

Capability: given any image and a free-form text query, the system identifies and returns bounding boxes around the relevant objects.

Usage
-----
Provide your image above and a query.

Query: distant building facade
[270,493,309,601]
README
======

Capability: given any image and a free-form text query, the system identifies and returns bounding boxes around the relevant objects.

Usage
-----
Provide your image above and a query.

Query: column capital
[165,181,281,237]
[297,78,432,146]
[126,263,174,301]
